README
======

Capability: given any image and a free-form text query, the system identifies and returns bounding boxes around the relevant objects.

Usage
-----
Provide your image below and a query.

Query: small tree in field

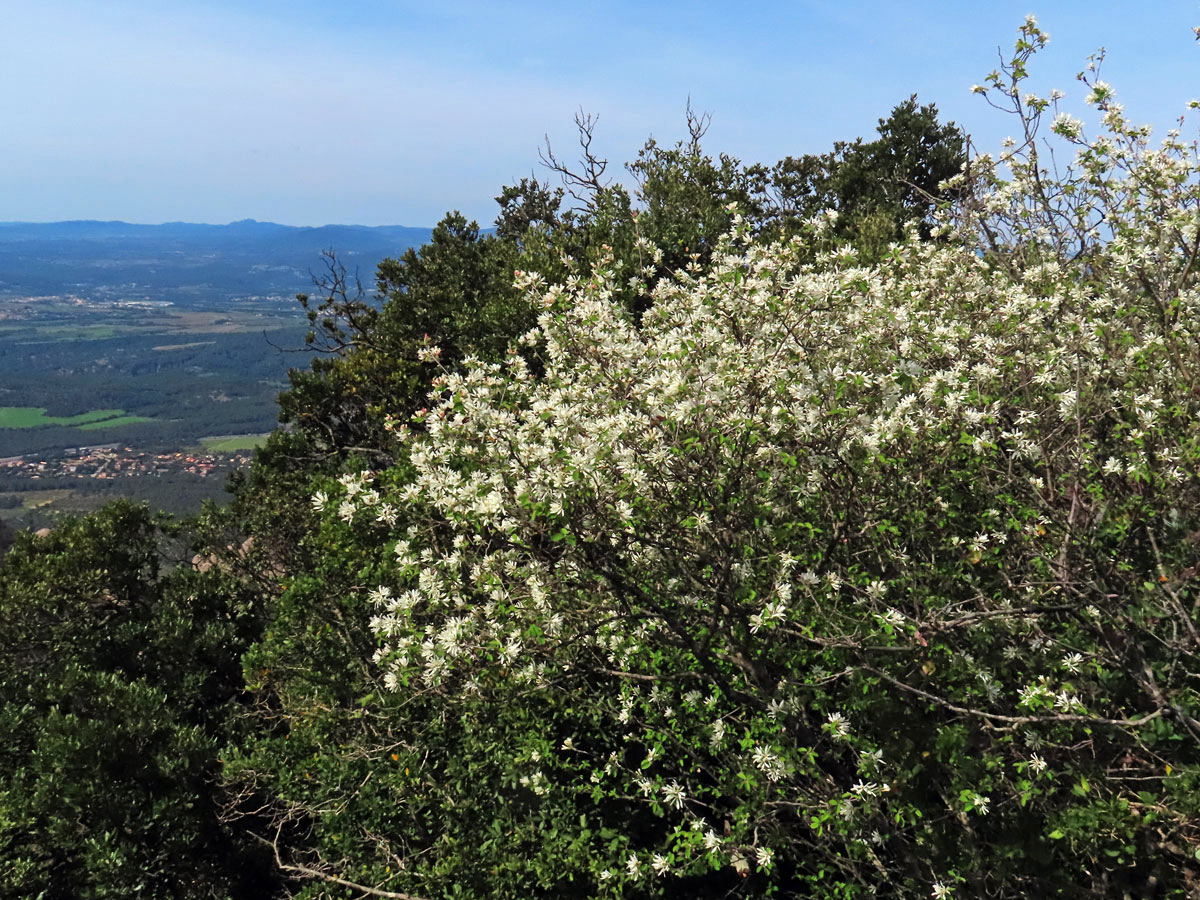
[293,18,1200,899]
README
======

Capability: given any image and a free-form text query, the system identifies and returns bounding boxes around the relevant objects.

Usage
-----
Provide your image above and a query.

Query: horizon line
[0,218,438,230]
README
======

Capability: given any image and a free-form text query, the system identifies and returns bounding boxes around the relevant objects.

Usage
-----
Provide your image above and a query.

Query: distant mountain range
[0,219,435,305]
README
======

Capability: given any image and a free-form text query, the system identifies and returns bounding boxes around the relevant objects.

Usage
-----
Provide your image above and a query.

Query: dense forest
[5,23,1200,899]
[0,328,295,456]
[0,328,304,453]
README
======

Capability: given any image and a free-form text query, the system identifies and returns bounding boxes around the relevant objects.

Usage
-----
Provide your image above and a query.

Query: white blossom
[825,712,851,741]
[626,853,641,878]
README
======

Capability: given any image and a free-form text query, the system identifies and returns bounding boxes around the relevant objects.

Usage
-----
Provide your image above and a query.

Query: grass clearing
[14,325,121,342]
[200,433,269,452]
[19,489,75,510]
[77,415,156,430]
[152,340,216,351]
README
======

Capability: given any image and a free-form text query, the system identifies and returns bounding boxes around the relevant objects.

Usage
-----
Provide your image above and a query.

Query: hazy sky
[4,1,1198,226]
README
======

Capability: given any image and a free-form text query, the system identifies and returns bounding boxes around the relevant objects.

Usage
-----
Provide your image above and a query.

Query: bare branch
[684,96,712,155]
[539,108,610,212]
[866,666,1169,730]
[251,830,431,900]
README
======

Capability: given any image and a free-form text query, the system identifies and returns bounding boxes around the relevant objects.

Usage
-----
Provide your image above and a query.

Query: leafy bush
[294,19,1200,898]
[0,503,275,899]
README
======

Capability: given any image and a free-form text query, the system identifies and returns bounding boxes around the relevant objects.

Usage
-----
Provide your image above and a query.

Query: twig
[865,666,1166,729]
[251,830,431,900]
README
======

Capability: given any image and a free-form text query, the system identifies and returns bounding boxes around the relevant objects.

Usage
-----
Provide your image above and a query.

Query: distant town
[0,443,254,481]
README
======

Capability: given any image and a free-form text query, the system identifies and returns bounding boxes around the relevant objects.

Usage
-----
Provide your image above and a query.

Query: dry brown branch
[252,828,431,900]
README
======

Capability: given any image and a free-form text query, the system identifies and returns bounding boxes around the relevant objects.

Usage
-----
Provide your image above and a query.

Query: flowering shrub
[300,20,1200,899]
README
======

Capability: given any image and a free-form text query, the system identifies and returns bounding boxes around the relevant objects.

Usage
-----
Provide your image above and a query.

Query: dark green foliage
[230,211,533,560]
[271,213,529,473]
[0,503,275,899]
[771,95,965,254]
[0,518,13,559]
[494,177,565,241]
[627,110,773,271]
[223,495,708,899]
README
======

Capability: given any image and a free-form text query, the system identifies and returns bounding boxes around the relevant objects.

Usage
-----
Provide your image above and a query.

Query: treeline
[5,26,1200,899]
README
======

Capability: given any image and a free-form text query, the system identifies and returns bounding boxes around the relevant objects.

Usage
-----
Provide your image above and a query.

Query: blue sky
[3,0,1198,226]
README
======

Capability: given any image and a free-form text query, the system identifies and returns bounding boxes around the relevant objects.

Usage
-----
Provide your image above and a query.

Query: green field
[0,407,156,430]
[1,325,122,342]
[77,415,155,430]
[0,407,128,428]
[32,325,121,341]
[18,489,74,510]
[200,433,269,451]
